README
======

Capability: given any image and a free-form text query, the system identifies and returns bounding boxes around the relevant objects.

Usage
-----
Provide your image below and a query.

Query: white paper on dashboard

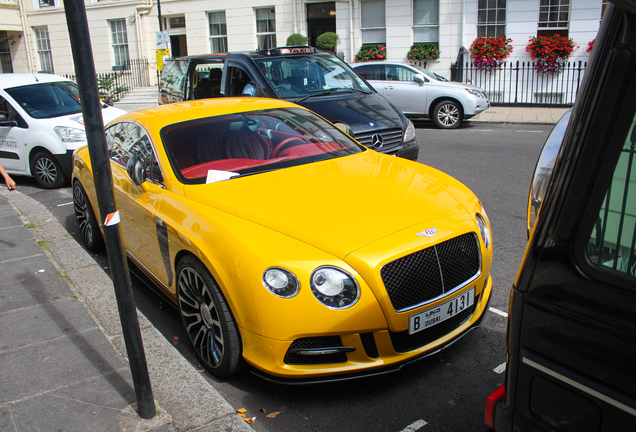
[206,170,239,184]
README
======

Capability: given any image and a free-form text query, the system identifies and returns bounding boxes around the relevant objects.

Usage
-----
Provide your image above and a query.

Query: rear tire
[73,181,105,253]
[433,100,463,129]
[32,150,65,188]
[176,255,243,378]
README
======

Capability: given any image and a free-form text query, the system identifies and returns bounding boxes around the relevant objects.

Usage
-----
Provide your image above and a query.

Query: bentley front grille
[381,233,480,311]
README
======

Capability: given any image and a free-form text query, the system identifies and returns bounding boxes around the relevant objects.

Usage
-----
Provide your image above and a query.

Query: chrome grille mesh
[380,233,480,311]
[354,128,402,149]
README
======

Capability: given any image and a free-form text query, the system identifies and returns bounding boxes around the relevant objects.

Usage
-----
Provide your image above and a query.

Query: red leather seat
[226,131,272,160]
[197,134,227,163]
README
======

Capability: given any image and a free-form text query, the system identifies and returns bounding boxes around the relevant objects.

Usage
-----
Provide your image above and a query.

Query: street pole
[157,0,163,87]
[157,0,163,31]
[62,0,155,420]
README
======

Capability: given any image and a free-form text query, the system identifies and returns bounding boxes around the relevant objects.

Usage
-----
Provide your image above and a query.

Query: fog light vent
[284,336,351,365]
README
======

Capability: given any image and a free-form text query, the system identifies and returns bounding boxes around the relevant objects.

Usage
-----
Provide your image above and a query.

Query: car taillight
[485,384,506,430]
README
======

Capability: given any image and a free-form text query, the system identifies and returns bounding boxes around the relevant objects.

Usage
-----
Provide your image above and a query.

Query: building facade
[0,0,603,82]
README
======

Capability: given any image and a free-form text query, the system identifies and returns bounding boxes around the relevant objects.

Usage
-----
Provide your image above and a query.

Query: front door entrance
[307,2,336,48]
[170,35,187,58]
[166,16,187,58]
[0,31,13,73]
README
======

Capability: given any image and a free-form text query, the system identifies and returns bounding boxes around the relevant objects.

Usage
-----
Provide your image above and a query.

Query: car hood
[32,105,126,129]
[184,152,477,260]
[428,80,486,93]
[294,91,405,134]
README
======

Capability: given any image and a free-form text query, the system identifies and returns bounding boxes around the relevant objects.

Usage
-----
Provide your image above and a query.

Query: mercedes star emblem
[371,134,384,149]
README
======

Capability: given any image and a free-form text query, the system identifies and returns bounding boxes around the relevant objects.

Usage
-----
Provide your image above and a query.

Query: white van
[0,74,126,188]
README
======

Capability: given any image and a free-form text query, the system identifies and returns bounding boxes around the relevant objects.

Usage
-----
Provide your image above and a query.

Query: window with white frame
[38,0,55,8]
[33,27,54,73]
[109,20,130,68]
[413,0,439,43]
[209,11,228,53]
[361,0,386,44]
[255,8,276,50]
[168,16,186,29]
[538,0,570,37]
[477,0,506,37]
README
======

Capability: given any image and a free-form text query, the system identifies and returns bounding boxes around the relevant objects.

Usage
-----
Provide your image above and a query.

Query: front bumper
[54,150,75,179]
[465,99,491,117]
[373,138,419,161]
[241,274,492,383]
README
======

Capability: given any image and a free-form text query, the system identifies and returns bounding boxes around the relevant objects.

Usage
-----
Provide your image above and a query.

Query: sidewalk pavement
[0,190,254,432]
[469,106,570,124]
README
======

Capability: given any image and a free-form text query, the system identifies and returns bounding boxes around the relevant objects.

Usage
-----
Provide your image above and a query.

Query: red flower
[470,35,513,69]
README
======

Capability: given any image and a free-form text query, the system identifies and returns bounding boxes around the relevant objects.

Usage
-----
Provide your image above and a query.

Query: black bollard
[62,0,155,420]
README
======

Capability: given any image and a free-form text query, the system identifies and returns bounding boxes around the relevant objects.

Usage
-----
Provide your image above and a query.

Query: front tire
[433,100,463,129]
[177,256,243,378]
[32,151,65,188]
[73,181,105,253]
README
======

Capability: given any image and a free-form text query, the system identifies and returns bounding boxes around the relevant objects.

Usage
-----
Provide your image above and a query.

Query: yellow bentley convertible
[72,98,493,383]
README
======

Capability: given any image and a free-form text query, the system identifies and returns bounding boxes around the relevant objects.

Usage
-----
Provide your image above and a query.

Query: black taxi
[486,1,636,431]
[159,47,419,161]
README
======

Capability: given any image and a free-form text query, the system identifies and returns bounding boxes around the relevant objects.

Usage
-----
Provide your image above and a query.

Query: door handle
[385,86,394,90]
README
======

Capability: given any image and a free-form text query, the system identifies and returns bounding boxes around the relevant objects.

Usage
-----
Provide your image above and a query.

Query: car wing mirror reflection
[127,155,147,186]
[0,113,17,127]
[414,75,425,86]
[527,109,572,237]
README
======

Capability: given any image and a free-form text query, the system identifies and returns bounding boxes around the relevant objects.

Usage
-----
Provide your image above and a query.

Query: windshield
[411,65,448,82]
[5,81,84,119]
[162,107,365,184]
[255,55,372,99]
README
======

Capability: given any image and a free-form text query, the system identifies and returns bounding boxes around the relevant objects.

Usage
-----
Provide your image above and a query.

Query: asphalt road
[11,120,553,432]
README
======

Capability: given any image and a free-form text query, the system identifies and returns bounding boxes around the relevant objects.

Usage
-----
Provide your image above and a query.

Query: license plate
[409,288,475,335]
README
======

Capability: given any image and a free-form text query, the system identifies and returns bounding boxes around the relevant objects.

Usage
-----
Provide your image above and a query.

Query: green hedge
[316,32,339,51]
[286,33,308,46]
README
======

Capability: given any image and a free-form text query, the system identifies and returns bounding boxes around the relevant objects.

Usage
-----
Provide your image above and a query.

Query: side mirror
[527,109,572,237]
[414,75,425,86]
[0,113,17,127]
[127,155,147,186]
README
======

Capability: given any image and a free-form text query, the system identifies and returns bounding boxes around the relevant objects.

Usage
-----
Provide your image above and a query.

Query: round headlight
[478,200,490,224]
[263,267,300,298]
[476,213,491,249]
[310,266,360,309]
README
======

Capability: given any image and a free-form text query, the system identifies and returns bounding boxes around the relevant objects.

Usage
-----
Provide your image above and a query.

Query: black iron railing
[450,60,588,107]
[64,58,150,102]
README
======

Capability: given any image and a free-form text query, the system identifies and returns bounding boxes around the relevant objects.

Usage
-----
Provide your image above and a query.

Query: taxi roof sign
[257,46,319,56]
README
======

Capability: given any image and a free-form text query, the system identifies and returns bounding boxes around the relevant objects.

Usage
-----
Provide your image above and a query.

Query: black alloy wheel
[73,181,105,253]
[32,151,65,188]
[177,255,243,378]
[433,100,463,129]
